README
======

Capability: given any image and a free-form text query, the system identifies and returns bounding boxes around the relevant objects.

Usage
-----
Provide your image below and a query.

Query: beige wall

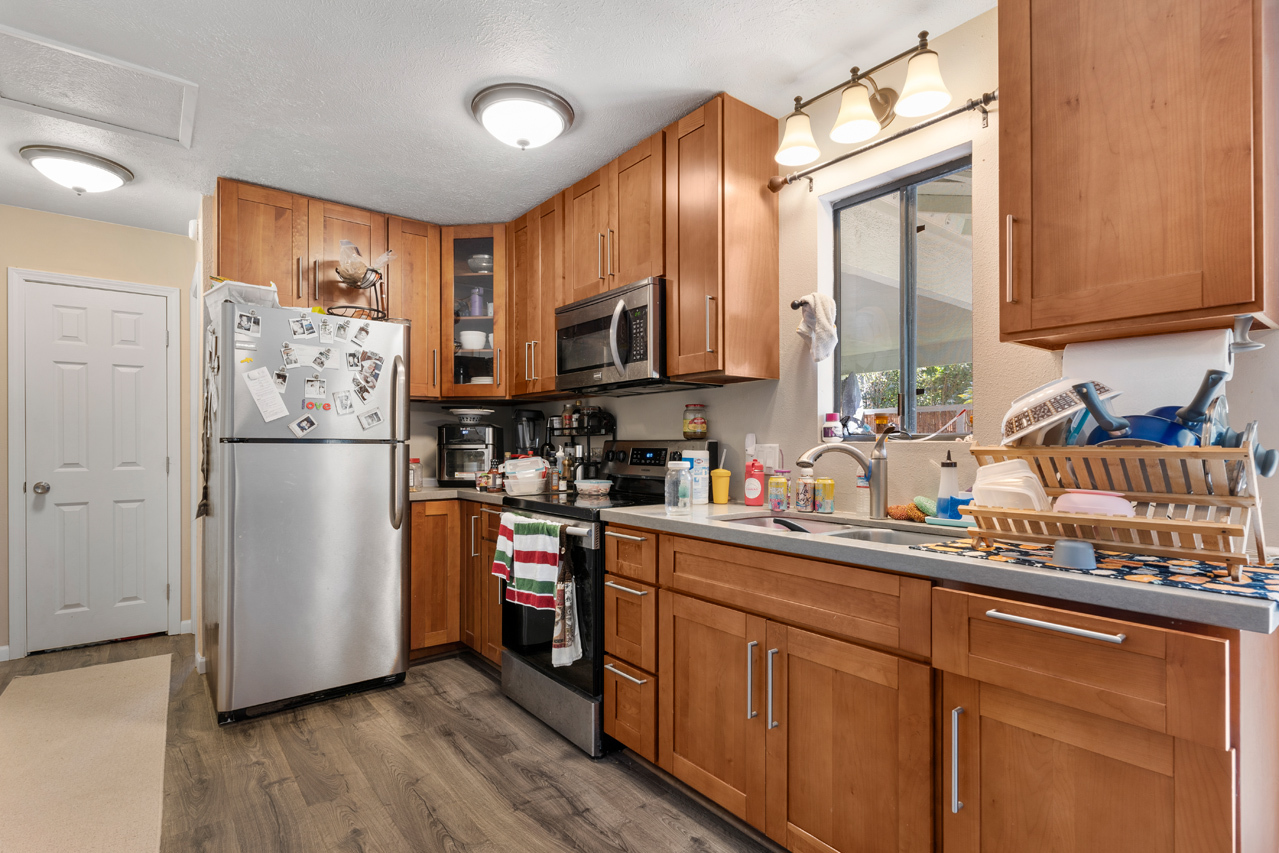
[0,203,198,650]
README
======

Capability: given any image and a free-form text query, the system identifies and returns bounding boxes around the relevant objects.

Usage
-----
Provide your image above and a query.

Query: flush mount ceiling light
[470,83,575,150]
[774,31,951,165]
[20,145,134,194]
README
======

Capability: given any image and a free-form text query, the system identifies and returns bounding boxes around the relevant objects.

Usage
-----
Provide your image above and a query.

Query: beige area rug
[0,654,171,853]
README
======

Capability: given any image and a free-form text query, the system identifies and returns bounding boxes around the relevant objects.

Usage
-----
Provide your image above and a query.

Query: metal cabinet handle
[766,648,779,729]
[313,260,320,303]
[951,706,964,814]
[605,663,648,686]
[705,294,715,353]
[1005,214,1017,304]
[604,530,647,542]
[32,481,50,495]
[296,257,303,300]
[607,229,614,277]
[985,609,1126,644]
[746,640,758,719]
[597,233,604,280]
[432,348,438,390]
[530,341,537,381]
[524,341,530,382]
[470,514,479,557]
[604,580,649,597]
[495,348,501,387]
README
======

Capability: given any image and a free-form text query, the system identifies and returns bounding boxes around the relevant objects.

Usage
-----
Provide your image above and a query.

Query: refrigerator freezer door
[220,302,408,441]
[219,441,408,712]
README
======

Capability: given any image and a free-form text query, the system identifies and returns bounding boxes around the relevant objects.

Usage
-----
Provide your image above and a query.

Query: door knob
[32,481,50,495]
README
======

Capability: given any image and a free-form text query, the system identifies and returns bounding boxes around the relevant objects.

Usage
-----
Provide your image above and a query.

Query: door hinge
[166,330,170,346]
[166,583,171,601]
[166,456,171,474]
[22,481,26,493]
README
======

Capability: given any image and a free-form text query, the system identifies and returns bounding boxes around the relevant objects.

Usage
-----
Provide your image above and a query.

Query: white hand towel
[795,293,838,362]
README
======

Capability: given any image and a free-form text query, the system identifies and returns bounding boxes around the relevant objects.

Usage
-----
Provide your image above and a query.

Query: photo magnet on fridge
[312,347,334,370]
[352,376,372,405]
[335,318,351,341]
[357,408,383,430]
[234,311,262,338]
[318,318,334,343]
[288,414,319,438]
[273,368,289,391]
[281,342,301,369]
[304,376,327,398]
[345,351,361,371]
[358,350,384,389]
[289,315,317,338]
[352,321,371,347]
[333,390,355,415]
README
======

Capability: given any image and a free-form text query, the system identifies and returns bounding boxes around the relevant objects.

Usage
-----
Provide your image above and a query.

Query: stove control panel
[601,439,719,479]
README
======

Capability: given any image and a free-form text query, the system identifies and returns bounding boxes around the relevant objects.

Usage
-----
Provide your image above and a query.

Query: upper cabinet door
[440,224,507,398]
[533,194,564,392]
[388,216,441,399]
[609,131,665,288]
[508,212,536,397]
[307,200,388,312]
[1000,0,1262,345]
[564,167,611,305]
[217,178,309,306]
[665,99,723,377]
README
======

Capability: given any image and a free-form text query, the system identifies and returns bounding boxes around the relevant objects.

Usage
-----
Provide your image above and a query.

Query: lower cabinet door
[461,507,482,652]
[603,655,657,762]
[409,501,461,652]
[659,591,767,829]
[604,575,657,672]
[481,535,503,666]
[942,672,1235,853]
[764,623,932,852]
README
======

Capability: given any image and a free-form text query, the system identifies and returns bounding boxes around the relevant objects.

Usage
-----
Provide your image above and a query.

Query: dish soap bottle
[744,458,766,507]
[936,450,960,519]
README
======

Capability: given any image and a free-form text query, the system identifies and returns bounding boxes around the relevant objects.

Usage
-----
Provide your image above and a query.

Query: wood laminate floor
[0,635,780,853]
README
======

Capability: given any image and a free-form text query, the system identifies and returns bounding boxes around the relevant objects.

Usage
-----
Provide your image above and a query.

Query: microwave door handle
[609,298,626,374]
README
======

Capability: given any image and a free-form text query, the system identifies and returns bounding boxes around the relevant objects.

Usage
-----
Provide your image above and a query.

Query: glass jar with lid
[682,403,708,440]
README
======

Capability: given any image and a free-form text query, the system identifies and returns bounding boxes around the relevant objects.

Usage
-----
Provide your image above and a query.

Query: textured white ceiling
[0,0,995,235]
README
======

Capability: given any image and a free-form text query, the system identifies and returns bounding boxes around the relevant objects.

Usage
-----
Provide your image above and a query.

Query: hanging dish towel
[794,292,838,362]
[552,543,582,667]
[491,513,560,611]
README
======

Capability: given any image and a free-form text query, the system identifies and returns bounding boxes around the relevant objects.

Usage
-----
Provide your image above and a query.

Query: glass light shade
[830,83,881,144]
[471,83,575,150]
[896,49,951,117]
[775,109,820,166]
[19,146,133,194]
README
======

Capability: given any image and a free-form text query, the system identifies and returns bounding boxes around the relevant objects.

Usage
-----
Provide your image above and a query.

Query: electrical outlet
[755,443,781,471]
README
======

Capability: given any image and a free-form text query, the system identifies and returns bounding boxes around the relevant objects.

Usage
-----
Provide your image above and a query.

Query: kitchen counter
[410,488,504,506]
[598,502,1279,634]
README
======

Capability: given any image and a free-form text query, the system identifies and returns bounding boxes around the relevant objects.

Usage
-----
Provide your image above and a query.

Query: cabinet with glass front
[440,225,507,398]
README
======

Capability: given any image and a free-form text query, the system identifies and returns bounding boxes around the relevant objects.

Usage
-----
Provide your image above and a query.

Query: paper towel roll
[1061,330,1233,418]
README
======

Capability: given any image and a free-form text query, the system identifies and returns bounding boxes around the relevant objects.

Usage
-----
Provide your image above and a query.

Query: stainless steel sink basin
[826,527,949,546]
[720,515,860,535]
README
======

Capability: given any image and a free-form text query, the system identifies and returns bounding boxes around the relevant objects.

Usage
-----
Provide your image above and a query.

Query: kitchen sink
[720,514,949,546]
[720,515,861,535]
[825,527,949,546]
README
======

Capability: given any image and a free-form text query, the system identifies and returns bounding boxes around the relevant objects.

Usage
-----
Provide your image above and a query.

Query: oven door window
[444,448,488,475]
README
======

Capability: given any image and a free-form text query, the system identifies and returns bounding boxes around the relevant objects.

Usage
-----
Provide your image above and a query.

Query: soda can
[814,478,836,513]
[795,476,815,512]
[768,475,790,512]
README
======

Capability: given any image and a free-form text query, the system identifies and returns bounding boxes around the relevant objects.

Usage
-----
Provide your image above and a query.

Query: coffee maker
[512,409,546,457]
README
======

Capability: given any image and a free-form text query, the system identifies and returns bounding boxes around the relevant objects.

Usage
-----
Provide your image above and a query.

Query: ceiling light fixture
[774,31,951,165]
[20,145,134,195]
[471,83,575,150]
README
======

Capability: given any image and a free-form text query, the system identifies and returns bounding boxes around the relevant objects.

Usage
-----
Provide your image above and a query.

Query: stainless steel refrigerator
[203,301,409,723]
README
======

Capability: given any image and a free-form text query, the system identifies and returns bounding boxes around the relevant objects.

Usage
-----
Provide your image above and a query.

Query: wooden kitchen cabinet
[216,178,309,307]
[604,526,657,585]
[388,216,441,398]
[306,199,388,312]
[441,225,508,398]
[480,506,504,665]
[564,168,611,305]
[508,194,561,397]
[608,131,665,288]
[604,655,658,763]
[999,0,1278,347]
[409,500,461,654]
[604,575,657,673]
[664,94,778,382]
[461,504,484,652]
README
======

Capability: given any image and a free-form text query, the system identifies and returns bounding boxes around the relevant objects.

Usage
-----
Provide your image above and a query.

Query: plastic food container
[575,479,612,496]
[1052,489,1136,517]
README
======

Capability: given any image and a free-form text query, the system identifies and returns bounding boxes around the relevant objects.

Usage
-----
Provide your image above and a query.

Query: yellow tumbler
[710,469,731,504]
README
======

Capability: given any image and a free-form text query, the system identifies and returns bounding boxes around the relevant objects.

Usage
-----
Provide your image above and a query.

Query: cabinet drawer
[605,526,657,584]
[659,535,931,657]
[933,588,1230,750]
[481,506,503,542]
[603,655,657,762]
[605,575,657,672]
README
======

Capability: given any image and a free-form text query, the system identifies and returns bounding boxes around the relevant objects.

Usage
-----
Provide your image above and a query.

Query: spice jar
[682,403,708,440]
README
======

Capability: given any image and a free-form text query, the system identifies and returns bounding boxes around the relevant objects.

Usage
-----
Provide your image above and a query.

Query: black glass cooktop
[503,490,661,522]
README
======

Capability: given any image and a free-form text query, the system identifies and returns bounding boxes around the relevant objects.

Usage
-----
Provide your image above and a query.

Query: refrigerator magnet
[333,390,355,416]
[281,342,301,369]
[357,408,384,431]
[312,347,334,370]
[352,376,372,405]
[304,376,327,398]
[335,318,351,341]
[242,366,289,423]
[358,350,384,388]
[352,322,371,347]
[288,414,319,438]
[273,368,289,391]
[345,351,361,371]
[318,318,334,343]
[289,315,317,339]
[234,311,262,338]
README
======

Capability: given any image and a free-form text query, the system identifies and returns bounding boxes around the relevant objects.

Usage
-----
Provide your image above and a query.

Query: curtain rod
[768,90,998,193]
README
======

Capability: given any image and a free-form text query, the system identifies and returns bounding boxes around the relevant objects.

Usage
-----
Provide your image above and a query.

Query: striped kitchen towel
[491,512,561,610]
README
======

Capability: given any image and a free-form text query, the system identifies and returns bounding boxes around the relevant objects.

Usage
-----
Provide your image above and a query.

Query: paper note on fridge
[243,366,289,422]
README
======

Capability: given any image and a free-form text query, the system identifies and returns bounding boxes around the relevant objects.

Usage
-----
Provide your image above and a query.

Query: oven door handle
[565,525,592,539]
[608,298,626,375]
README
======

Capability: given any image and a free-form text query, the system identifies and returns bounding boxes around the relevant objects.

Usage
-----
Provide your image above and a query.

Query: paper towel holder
[1231,315,1265,356]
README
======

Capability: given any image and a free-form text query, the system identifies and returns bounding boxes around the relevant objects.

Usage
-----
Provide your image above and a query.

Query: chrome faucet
[796,430,893,519]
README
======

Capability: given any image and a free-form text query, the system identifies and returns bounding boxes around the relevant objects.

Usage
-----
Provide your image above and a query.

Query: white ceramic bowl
[575,479,612,496]
[458,330,488,350]
[467,254,494,273]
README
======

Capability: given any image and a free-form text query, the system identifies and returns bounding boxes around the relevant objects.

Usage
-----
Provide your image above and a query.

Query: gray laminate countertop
[409,488,505,506]
[596,503,1279,635]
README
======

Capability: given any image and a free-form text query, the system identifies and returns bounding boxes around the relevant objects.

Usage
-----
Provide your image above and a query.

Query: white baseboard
[0,645,8,662]
[195,653,207,674]
[181,619,192,634]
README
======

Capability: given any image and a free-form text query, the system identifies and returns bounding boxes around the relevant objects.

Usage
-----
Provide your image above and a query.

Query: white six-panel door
[23,281,170,652]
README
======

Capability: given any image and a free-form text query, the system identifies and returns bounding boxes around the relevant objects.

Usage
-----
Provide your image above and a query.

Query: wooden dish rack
[961,445,1268,581]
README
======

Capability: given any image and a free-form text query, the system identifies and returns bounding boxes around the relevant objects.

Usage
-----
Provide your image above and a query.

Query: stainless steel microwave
[555,277,672,395]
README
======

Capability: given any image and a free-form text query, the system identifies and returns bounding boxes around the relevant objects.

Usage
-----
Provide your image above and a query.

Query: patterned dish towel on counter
[913,539,1279,602]
[492,513,560,610]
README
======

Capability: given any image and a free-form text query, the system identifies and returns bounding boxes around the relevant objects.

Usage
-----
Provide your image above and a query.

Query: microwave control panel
[626,306,647,363]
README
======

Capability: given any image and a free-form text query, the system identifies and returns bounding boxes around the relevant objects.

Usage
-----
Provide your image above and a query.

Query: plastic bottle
[686,450,711,504]
[936,450,960,519]
[821,413,843,443]
[665,460,693,516]
[744,458,766,506]
[408,458,421,492]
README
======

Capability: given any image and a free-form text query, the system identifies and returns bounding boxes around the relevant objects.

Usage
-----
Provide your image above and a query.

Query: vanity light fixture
[471,83,575,150]
[20,145,134,195]
[775,31,951,164]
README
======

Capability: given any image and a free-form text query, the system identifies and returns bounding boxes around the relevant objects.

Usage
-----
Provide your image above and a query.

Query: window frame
[831,155,974,439]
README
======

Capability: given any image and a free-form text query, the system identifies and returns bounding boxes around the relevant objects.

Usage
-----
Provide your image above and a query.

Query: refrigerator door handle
[390,355,406,531]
